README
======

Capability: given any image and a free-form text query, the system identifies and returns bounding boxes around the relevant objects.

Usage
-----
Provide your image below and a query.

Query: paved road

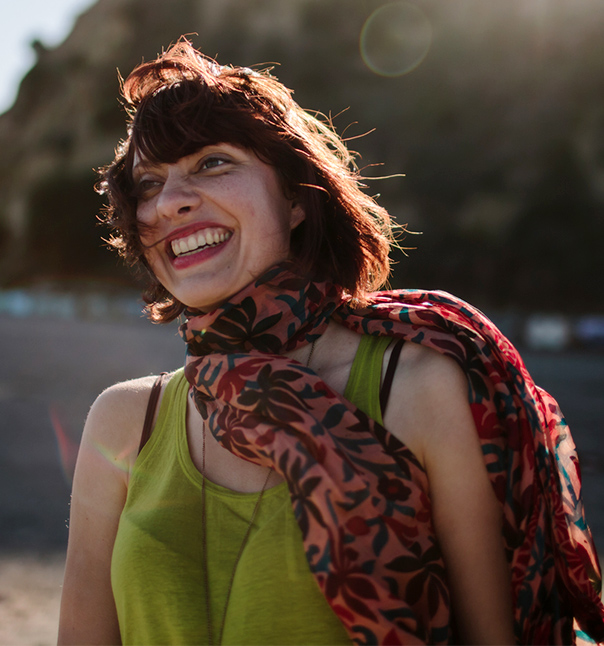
[1,314,602,559]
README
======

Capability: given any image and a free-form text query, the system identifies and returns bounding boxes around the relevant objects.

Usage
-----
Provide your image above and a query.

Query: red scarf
[180,263,604,644]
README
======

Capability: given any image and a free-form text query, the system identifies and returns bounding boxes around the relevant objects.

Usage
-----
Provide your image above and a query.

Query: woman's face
[133,143,305,312]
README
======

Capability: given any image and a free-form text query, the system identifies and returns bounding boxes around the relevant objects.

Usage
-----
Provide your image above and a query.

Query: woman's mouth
[169,228,233,258]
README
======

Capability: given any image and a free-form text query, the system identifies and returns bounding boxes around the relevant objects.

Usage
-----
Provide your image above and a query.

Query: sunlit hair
[99,38,400,323]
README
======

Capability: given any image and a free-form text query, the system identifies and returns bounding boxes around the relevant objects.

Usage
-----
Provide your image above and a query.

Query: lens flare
[49,405,79,484]
[360,2,433,77]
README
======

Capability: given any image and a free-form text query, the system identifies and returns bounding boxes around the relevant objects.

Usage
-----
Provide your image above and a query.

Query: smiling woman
[57,38,604,646]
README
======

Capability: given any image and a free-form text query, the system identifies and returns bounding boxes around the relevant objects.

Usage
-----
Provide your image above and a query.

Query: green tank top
[111,334,392,645]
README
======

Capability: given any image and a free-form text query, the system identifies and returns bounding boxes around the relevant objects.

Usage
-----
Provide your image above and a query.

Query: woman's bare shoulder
[400,342,467,389]
[384,342,471,465]
[82,373,171,469]
[91,374,159,425]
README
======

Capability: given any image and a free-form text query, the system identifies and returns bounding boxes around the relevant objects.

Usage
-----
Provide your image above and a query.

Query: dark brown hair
[99,38,399,322]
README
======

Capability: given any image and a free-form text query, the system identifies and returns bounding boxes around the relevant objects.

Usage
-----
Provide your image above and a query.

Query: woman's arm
[384,344,516,646]
[58,379,154,645]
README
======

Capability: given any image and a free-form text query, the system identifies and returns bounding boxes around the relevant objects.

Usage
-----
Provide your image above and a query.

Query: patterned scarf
[180,263,603,645]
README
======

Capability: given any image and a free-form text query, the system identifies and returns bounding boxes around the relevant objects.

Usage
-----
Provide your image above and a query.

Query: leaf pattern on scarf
[181,263,604,645]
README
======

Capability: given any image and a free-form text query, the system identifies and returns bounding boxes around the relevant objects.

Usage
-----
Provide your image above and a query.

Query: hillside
[1,0,603,311]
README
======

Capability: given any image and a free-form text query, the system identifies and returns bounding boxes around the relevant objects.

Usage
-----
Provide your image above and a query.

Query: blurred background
[0,1,603,643]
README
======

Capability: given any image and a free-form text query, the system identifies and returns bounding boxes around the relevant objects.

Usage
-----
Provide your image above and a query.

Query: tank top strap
[343,334,393,425]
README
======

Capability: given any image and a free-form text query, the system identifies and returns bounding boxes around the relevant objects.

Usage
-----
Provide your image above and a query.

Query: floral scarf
[180,263,604,645]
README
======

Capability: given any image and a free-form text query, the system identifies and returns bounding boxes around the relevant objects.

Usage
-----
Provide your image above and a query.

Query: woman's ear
[290,199,306,230]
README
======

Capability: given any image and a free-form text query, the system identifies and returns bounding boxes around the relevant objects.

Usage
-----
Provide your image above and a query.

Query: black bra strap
[379,338,405,416]
[138,372,169,455]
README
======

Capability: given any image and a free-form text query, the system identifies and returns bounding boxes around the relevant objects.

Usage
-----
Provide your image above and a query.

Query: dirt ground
[0,312,603,644]
[0,553,65,645]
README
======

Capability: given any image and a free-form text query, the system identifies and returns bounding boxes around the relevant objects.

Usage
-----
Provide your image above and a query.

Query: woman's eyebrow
[133,159,152,171]
[132,160,159,178]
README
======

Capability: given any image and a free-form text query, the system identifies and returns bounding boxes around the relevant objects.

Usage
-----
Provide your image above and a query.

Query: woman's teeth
[170,229,232,257]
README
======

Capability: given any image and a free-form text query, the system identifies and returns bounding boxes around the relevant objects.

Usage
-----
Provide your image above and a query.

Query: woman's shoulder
[400,341,466,388]
[398,342,470,424]
[384,342,472,467]
[92,374,160,424]
[82,373,175,472]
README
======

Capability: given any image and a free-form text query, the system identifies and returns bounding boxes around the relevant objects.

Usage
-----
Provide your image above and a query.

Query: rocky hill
[1,0,603,312]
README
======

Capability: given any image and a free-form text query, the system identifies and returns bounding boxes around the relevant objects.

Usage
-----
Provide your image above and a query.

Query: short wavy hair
[99,39,399,322]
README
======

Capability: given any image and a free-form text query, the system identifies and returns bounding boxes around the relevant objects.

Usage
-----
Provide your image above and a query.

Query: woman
[58,40,603,645]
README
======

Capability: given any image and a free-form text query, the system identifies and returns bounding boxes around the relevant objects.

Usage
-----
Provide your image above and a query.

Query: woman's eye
[133,179,161,199]
[199,156,228,171]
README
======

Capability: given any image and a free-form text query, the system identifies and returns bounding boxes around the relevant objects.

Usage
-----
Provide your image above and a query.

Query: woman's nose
[156,176,202,220]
